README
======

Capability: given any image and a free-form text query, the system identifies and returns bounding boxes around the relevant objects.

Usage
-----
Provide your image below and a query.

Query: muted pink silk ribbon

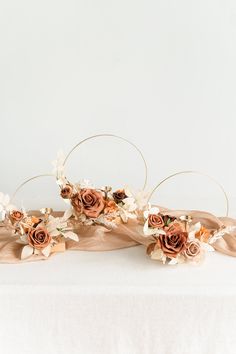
[0,208,236,263]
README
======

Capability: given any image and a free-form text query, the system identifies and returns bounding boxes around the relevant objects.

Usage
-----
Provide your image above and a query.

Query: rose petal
[168,258,178,265]
[21,245,34,260]
[41,244,52,257]
[64,231,79,242]
[62,208,73,221]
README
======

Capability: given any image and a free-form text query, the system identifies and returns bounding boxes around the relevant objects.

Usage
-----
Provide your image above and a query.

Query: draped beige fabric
[0,208,236,263]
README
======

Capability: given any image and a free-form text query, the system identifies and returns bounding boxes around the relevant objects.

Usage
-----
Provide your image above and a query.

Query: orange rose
[28,227,51,250]
[71,189,105,218]
[148,214,164,228]
[9,210,24,223]
[158,227,188,258]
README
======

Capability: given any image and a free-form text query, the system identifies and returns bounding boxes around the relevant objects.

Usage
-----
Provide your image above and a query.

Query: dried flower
[104,200,118,214]
[28,227,52,250]
[158,227,188,258]
[148,214,164,228]
[60,184,73,199]
[71,189,105,218]
[195,226,211,243]
[143,207,166,236]
[113,189,127,203]
[184,240,201,259]
[9,210,24,223]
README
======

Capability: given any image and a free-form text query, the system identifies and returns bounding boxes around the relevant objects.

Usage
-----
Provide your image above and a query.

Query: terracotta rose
[9,210,24,223]
[28,227,51,250]
[148,214,164,228]
[158,226,188,258]
[71,189,105,218]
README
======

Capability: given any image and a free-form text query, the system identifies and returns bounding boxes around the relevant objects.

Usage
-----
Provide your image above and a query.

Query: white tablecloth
[0,246,235,354]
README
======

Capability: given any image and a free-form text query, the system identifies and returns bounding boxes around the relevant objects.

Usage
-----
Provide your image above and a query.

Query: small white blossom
[78,179,94,189]
[52,150,66,185]
[0,192,16,221]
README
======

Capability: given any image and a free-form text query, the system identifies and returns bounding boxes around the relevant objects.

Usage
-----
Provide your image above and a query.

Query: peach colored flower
[195,226,211,243]
[148,214,164,228]
[71,189,105,218]
[60,184,73,199]
[184,240,201,259]
[23,216,41,233]
[104,200,118,215]
[9,210,24,223]
[28,227,51,250]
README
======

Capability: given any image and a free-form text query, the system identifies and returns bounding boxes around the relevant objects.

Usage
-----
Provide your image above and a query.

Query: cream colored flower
[0,192,16,221]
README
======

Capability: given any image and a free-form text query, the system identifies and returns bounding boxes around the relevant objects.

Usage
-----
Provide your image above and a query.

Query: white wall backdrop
[0,0,236,215]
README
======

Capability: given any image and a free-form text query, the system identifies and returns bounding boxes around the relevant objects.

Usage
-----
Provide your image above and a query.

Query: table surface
[0,245,235,294]
[1,246,236,354]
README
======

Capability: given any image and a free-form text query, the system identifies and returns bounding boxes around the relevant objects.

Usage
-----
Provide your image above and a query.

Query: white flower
[46,214,79,242]
[132,189,150,210]
[118,205,137,223]
[96,214,118,229]
[143,206,160,220]
[115,188,138,223]
[122,186,149,211]
[52,150,66,185]
[78,179,94,189]
[122,197,137,212]
[0,192,16,221]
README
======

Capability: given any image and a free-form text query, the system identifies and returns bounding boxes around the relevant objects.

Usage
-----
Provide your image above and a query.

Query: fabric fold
[1,208,236,263]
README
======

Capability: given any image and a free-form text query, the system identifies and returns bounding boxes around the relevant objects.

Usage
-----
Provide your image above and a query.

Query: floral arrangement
[0,139,234,265]
[53,152,148,228]
[59,181,146,228]
[0,193,78,260]
[143,206,234,265]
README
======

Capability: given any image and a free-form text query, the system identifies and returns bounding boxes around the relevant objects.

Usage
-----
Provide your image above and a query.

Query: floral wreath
[0,135,235,265]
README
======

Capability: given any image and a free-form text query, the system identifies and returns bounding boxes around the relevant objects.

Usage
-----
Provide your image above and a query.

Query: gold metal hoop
[148,170,229,216]
[63,134,148,190]
[11,174,54,203]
